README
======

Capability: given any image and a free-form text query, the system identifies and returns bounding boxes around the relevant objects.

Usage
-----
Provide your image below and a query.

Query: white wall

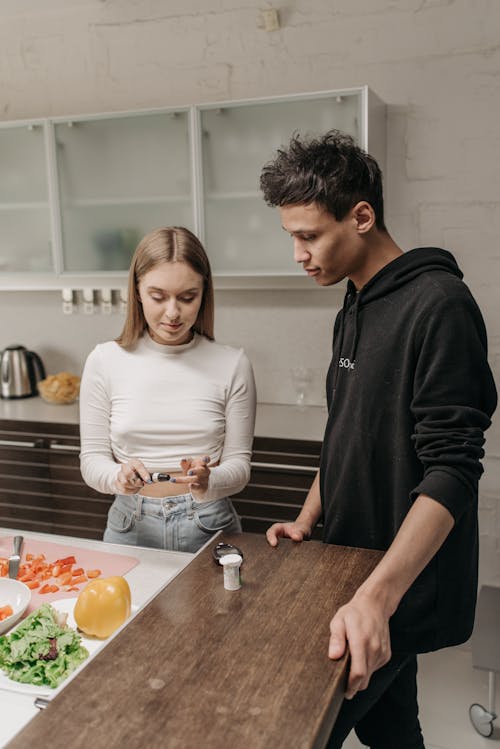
[0,0,499,580]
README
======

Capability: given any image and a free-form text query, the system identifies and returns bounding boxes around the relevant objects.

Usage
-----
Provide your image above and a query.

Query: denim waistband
[136,492,191,505]
[116,492,194,521]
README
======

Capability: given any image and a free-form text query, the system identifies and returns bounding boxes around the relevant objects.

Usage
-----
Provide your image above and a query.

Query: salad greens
[0,603,88,688]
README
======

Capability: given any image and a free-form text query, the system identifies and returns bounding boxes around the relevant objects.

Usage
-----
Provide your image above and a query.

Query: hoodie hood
[347,246,463,304]
[331,247,465,402]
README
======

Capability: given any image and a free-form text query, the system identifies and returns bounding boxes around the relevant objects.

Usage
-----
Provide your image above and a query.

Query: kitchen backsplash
[0,287,338,408]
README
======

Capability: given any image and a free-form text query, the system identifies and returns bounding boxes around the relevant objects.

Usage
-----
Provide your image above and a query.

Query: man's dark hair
[260,129,386,231]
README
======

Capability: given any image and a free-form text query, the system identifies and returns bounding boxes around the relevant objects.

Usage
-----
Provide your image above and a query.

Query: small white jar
[219,553,243,591]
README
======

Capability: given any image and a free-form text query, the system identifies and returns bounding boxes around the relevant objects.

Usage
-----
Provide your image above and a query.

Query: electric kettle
[0,345,46,399]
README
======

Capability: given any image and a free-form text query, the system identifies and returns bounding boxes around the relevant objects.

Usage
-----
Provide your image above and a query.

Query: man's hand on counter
[266,470,322,547]
[266,521,312,546]
[328,590,392,699]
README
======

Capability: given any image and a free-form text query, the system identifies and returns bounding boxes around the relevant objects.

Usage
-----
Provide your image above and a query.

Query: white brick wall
[0,0,499,580]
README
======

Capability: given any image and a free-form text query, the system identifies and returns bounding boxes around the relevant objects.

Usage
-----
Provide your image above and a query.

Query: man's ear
[352,201,376,234]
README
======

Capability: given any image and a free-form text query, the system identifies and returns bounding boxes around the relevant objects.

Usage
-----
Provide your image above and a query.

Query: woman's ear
[352,201,376,234]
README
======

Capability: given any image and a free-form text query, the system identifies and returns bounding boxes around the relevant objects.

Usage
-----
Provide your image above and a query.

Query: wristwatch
[212,542,244,565]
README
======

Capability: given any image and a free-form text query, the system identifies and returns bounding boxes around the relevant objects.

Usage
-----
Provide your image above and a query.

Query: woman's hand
[115,460,151,495]
[171,455,211,500]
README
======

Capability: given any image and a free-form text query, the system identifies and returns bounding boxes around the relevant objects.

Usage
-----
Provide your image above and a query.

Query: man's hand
[266,472,321,548]
[328,590,392,699]
[266,521,311,547]
[327,494,454,699]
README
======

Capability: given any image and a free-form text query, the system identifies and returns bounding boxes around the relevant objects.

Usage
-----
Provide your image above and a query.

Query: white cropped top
[79,333,256,500]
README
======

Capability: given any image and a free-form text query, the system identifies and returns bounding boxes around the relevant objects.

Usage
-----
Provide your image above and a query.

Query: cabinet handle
[251,461,317,473]
[49,442,80,453]
[0,438,38,448]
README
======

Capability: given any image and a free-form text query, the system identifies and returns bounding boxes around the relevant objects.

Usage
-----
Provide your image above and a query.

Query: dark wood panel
[0,488,111,515]
[253,435,322,457]
[0,475,54,494]
[0,501,107,534]
[50,475,109,501]
[0,461,51,480]
[0,419,322,541]
[0,450,48,467]
[248,467,315,488]
[0,514,103,540]
[0,417,111,540]
[47,451,82,468]
[234,496,303,518]
[0,476,106,500]
[237,437,320,532]
[235,483,309,502]
[0,445,49,469]
[0,422,322,455]
[0,419,79,438]
[253,452,320,468]
[0,442,47,455]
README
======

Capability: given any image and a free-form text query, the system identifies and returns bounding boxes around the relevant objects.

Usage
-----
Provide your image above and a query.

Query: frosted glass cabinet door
[200,94,360,274]
[54,111,193,272]
[0,124,52,272]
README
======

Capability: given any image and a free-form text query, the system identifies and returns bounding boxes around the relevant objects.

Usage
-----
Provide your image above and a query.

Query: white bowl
[0,578,31,635]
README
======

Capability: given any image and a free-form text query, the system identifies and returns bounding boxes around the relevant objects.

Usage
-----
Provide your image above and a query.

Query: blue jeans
[103,492,242,553]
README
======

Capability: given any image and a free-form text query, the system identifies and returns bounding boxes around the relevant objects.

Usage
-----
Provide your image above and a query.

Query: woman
[80,226,256,553]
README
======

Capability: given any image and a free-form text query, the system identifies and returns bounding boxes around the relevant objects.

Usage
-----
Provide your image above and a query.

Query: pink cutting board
[0,535,139,613]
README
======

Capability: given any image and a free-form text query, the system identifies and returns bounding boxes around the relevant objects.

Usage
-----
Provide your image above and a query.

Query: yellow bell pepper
[74,575,131,639]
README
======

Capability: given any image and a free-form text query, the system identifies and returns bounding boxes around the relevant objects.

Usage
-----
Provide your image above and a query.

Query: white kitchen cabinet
[0,87,385,289]
[0,121,53,273]
[200,91,364,275]
[53,110,194,272]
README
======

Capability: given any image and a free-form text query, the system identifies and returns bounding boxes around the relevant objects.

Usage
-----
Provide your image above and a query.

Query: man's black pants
[326,653,425,749]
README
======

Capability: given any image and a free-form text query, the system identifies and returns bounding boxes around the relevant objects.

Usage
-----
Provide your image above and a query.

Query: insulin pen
[149,472,171,482]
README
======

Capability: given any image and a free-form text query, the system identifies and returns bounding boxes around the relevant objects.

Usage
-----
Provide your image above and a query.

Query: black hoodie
[320,247,497,653]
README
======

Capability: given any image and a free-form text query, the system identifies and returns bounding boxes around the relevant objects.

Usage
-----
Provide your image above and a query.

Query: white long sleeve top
[79,332,256,500]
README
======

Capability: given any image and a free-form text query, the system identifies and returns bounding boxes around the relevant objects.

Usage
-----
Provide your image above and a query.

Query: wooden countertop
[0,398,327,441]
[6,533,383,749]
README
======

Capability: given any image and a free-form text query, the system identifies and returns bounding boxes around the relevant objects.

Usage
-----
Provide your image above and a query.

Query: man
[260,130,497,748]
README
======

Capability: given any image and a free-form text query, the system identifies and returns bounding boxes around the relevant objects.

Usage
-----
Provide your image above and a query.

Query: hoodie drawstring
[330,288,351,402]
[349,293,362,364]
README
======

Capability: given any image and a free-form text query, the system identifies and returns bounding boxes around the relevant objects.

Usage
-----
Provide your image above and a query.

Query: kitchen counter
[5,532,383,749]
[0,397,327,441]
[0,528,194,749]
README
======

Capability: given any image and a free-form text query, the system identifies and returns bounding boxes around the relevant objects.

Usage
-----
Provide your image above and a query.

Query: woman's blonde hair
[116,226,215,348]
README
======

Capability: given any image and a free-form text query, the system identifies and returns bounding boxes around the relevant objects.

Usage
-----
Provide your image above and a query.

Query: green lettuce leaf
[0,603,88,688]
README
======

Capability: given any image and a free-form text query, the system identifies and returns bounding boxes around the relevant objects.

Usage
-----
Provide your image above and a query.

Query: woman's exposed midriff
[138,471,193,498]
